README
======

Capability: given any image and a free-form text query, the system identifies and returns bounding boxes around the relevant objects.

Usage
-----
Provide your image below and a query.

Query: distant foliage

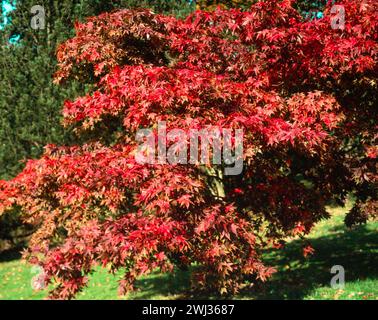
[0,0,376,299]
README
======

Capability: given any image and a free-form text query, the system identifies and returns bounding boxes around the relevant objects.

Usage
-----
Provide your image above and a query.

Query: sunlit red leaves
[0,0,377,299]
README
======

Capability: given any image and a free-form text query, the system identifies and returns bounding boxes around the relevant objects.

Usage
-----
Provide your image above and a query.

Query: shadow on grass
[0,247,22,263]
[132,224,377,300]
[240,224,378,299]
[131,269,192,299]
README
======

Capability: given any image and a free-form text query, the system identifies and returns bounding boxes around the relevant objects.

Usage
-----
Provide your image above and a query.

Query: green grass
[1,202,377,300]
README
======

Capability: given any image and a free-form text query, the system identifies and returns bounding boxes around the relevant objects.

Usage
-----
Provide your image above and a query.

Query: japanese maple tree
[0,0,376,299]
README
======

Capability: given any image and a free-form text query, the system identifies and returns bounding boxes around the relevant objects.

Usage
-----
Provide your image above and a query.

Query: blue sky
[1,1,15,29]
[1,1,20,42]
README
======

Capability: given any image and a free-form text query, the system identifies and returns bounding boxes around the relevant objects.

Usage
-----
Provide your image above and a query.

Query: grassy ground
[0,202,377,300]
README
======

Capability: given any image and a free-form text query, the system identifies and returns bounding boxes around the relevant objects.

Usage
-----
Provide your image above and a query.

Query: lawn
[0,201,377,300]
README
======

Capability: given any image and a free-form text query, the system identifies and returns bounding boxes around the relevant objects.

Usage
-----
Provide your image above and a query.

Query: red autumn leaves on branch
[0,0,376,299]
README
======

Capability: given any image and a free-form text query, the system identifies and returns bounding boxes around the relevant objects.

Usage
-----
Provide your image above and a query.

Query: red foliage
[0,0,376,299]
